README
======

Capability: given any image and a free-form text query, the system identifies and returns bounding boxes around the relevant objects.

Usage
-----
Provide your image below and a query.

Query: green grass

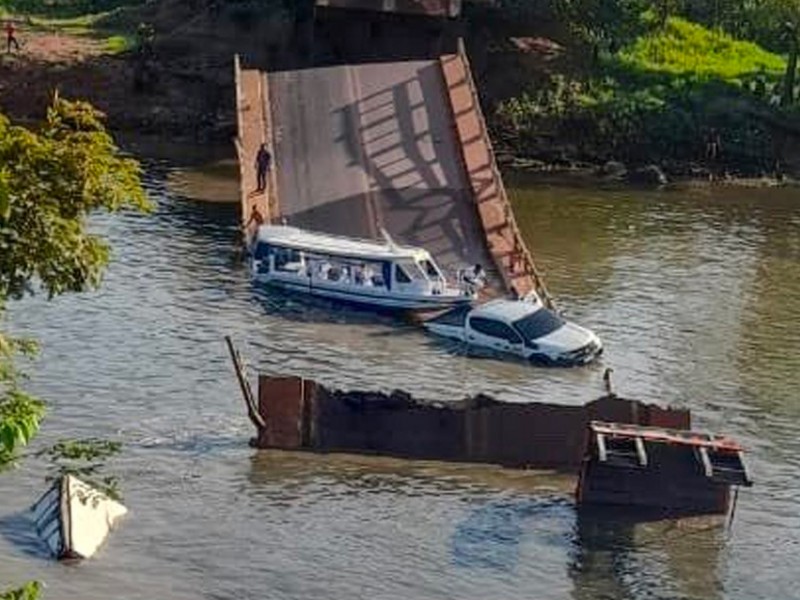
[619,17,786,80]
[0,0,144,20]
[495,17,789,173]
[1,1,142,55]
[104,32,132,53]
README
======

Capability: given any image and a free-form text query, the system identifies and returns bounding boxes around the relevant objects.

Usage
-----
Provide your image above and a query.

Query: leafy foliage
[0,95,151,300]
[38,438,123,500]
[1,95,146,477]
[0,97,143,599]
[493,15,788,174]
[619,17,785,80]
[0,582,41,600]
[0,328,43,469]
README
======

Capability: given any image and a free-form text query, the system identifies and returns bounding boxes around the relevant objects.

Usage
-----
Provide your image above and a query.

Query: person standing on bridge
[5,20,20,53]
[255,143,272,193]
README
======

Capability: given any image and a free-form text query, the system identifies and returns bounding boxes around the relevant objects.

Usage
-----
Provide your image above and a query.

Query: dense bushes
[493,16,788,174]
[618,17,785,79]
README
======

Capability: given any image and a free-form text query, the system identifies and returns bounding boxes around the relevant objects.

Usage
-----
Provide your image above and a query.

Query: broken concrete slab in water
[30,474,127,560]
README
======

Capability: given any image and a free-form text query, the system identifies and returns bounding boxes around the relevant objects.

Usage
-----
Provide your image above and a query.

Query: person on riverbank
[705,128,722,180]
[255,144,272,192]
[5,21,20,53]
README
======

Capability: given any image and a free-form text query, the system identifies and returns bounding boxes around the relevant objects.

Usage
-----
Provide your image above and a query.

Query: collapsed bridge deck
[236,41,550,301]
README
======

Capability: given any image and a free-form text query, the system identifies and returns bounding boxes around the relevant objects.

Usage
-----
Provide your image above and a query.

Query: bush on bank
[492,16,790,175]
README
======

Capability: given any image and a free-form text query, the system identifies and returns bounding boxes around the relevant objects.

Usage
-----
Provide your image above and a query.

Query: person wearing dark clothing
[705,128,721,161]
[5,21,19,53]
[255,144,272,192]
[705,128,722,180]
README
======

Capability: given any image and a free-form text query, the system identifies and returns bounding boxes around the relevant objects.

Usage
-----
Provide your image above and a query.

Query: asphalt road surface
[268,60,495,278]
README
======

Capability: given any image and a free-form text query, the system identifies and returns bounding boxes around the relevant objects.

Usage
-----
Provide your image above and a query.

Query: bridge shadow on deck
[275,60,499,284]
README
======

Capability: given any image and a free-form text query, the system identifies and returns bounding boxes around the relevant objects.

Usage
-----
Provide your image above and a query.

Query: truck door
[467,316,526,358]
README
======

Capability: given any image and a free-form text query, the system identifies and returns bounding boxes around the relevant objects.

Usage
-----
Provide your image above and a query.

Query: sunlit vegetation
[493,10,793,174]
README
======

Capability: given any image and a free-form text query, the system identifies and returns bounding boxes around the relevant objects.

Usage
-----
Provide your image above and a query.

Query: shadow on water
[570,506,726,600]
[244,450,575,498]
[451,496,573,572]
[0,513,52,561]
[248,285,419,331]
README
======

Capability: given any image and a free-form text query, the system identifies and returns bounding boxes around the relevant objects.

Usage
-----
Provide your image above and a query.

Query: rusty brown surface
[257,375,305,449]
[235,58,278,242]
[253,376,692,472]
[439,47,554,304]
[577,436,732,515]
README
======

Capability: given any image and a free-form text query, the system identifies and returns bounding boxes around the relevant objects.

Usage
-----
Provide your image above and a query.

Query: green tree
[0,582,41,600]
[1,95,149,597]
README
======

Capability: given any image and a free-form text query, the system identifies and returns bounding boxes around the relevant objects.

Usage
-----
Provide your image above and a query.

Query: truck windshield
[513,309,564,340]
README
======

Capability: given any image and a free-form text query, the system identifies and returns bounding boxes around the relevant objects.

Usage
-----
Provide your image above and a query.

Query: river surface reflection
[1,163,798,599]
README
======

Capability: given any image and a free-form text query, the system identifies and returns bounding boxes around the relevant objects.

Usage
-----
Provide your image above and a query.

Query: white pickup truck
[423,295,603,366]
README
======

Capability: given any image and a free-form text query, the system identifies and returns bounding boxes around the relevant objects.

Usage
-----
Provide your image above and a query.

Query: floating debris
[30,474,127,560]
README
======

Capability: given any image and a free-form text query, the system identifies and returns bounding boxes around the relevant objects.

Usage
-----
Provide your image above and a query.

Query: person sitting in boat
[318,260,331,280]
[361,263,374,286]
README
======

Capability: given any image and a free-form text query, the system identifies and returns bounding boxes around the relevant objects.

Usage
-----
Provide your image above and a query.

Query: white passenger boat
[249,225,478,311]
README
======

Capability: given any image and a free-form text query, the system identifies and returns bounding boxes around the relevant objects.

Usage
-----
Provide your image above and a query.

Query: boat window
[513,309,565,341]
[395,264,412,284]
[275,248,303,272]
[254,243,271,260]
[470,317,522,343]
[420,259,442,280]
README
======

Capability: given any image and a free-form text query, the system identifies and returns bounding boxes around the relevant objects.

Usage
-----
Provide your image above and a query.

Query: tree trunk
[783,36,798,107]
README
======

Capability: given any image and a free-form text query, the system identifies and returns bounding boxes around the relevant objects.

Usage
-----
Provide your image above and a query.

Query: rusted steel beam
[438,40,555,308]
[248,374,691,471]
[225,336,266,433]
[234,56,274,245]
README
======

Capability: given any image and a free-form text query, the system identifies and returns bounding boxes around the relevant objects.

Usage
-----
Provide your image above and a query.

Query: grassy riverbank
[3,1,800,180]
[0,0,294,142]
[478,8,800,180]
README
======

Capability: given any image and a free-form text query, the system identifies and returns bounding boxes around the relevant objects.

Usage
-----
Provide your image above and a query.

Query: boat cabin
[250,225,474,310]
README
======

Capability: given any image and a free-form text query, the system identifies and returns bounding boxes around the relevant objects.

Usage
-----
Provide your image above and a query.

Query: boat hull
[254,273,472,312]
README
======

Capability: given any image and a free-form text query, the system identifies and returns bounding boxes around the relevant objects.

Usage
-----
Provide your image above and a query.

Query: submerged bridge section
[236,31,551,302]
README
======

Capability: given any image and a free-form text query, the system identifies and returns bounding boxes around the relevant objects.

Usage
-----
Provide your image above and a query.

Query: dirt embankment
[0,1,296,143]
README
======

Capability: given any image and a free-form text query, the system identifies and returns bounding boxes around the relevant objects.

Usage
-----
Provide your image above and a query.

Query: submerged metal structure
[577,421,752,515]
[226,338,751,517]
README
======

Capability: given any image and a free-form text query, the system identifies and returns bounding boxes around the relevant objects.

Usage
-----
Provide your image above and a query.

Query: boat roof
[470,298,543,321]
[255,225,428,261]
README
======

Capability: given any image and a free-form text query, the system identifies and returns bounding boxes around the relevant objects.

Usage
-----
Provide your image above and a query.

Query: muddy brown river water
[1,162,798,599]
